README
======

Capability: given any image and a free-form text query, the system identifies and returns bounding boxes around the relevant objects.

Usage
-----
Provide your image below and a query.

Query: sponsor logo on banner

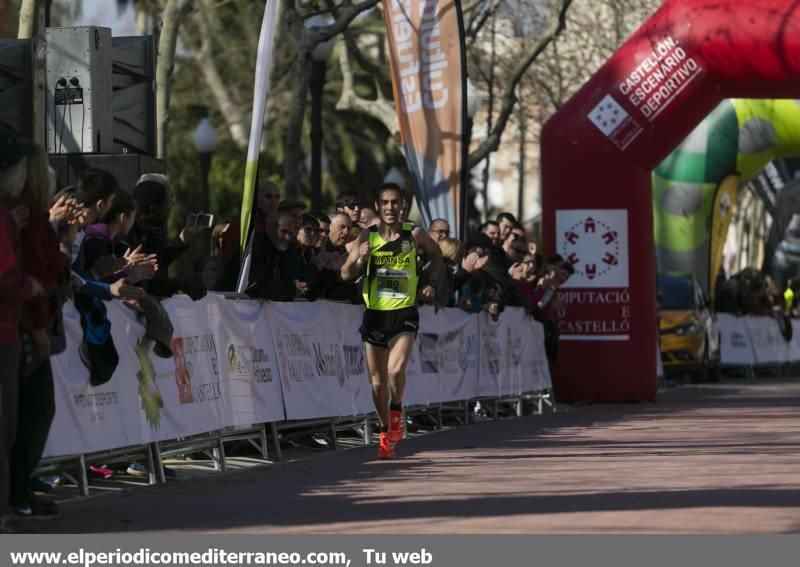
[557,209,629,289]
[419,333,439,374]
[482,325,501,377]
[136,337,163,429]
[506,327,523,367]
[274,325,315,391]
[170,334,221,405]
[556,209,631,341]
[342,345,365,376]
[587,95,643,150]
[227,344,273,384]
[313,343,347,387]
[618,36,702,122]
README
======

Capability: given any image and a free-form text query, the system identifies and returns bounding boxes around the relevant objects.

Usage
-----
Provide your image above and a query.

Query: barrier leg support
[464,400,470,425]
[77,454,89,497]
[152,442,166,484]
[436,405,443,430]
[516,398,523,417]
[259,424,270,461]
[270,422,283,462]
[363,417,372,445]
[214,435,227,472]
[492,398,499,420]
[329,421,338,451]
[146,443,157,485]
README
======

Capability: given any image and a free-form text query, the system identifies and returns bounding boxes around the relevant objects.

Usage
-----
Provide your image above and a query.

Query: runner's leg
[365,343,390,428]
[387,332,415,405]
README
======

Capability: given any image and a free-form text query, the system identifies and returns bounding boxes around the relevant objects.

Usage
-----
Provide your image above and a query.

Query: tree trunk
[156,0,191,159]
[283,53,312,200]
[17,0,38,38]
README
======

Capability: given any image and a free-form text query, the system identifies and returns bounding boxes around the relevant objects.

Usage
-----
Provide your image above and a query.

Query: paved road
[42,379,800,533]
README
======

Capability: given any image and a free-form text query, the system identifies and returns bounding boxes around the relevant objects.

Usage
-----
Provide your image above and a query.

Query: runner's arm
[340,229,370,281]
[413,227,443,288]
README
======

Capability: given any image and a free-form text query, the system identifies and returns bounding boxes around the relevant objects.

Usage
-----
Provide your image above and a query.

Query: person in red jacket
[8,143,71,520]
[0,127,45,533]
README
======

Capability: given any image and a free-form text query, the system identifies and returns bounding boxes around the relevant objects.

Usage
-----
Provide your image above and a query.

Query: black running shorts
[359,307,419,348]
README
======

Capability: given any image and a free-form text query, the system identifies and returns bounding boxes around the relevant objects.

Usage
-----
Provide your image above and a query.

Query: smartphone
[189,213,215,228]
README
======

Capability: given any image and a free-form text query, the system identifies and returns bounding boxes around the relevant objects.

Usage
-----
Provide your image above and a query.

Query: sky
[71,0,138,36]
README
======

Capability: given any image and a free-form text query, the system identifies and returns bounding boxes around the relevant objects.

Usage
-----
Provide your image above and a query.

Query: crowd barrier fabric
[717,314,800,366]
[44,297,551,458]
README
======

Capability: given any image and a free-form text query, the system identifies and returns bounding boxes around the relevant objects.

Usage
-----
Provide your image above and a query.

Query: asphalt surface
[39,379,800,533]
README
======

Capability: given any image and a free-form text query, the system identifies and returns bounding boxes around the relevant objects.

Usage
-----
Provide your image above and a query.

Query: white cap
[136,172,170,188]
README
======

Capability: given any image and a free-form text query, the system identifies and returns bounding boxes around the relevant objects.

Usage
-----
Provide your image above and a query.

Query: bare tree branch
[335,38,398,136]
[156,0,192,158]
[467,0,573,170]
[187,0,249,147]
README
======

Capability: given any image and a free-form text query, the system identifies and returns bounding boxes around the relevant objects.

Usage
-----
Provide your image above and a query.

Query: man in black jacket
[246,212,309,301]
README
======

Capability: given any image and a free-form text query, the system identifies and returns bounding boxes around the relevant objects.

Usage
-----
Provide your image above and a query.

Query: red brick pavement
[39,379,800,533]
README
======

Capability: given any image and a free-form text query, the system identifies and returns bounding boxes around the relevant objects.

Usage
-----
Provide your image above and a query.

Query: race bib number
[376,268,409,298]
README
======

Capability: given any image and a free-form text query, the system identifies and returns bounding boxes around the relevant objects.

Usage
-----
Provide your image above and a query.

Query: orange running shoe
[377,432,396,460]
[388,408,404,443]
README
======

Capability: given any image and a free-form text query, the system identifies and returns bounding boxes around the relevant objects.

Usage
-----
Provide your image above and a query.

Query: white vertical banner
[44,302,146,457]
[149,295,227,442]
[718,313,756,366]
[207,294,285,426]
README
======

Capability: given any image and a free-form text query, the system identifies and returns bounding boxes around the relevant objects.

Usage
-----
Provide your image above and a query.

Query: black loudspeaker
[112,35,156,156]
[0,39,33,138]
[49,153,166,192]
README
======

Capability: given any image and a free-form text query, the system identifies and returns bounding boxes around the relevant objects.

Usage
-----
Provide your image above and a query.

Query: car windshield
[658,275,694,310]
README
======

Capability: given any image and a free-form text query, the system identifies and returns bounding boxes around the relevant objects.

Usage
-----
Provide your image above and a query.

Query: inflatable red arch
[541,0,800,402]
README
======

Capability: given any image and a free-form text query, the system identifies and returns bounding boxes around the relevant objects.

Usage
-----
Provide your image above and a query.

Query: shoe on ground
[388,408,404,443]
[287,434,327,452]
[31,476,58,493]
[11,496,60,520]
[126,462,148,477]
[87,465,113,479]
[377,432,396,460]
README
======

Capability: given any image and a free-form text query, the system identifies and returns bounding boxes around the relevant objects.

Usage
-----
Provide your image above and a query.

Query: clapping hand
[461,251,488,273]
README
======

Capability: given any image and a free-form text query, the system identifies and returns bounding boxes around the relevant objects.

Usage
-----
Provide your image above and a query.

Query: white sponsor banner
[44,302,147,457]
[718,313,756,366]
[207,294,285,427]
[324,301,374,416]
[406,306,479,406]
[791,320,800,362]
[148,295,227,442]
[744,316,790,365]
[476,307,545,397]
[527,319,553,392]
[265,301,369,420]
[45,298,553,458]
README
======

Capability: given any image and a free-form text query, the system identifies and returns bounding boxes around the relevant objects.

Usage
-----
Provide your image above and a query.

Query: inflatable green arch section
[654,99,800,290]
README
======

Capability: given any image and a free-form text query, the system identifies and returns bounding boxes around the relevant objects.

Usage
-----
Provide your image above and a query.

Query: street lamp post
[306,16,336,212]
[191,116,218,214]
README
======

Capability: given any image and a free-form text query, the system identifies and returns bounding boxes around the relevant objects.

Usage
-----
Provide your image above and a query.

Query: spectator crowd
[0,125,574,532]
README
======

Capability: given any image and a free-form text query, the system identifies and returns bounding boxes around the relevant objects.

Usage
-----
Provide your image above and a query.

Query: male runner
[341,183,443,459]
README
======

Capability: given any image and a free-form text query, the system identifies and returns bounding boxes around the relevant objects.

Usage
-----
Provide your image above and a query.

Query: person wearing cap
[277,199,306,237]
[0,127,47,533]
[128,173,207,299]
